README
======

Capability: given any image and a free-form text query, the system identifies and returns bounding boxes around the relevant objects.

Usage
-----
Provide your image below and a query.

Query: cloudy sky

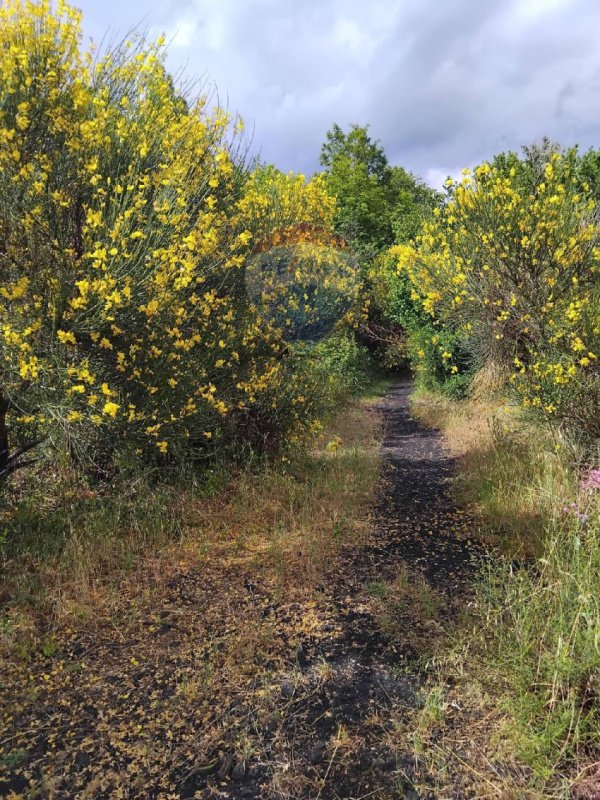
[78,0,600,186]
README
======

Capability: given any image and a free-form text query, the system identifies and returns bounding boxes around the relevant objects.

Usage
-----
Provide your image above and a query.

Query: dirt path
[257,378,482,799]
[0,379,482,799]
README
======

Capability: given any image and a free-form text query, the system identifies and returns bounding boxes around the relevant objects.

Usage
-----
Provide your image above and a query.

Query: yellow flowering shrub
[237,165,336,236]
[240,166,360,340]
[0,0,344,478]
[395,155,600,442]
[247,231,360,341]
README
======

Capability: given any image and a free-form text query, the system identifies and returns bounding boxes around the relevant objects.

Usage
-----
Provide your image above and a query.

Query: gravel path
[251,378,482,799]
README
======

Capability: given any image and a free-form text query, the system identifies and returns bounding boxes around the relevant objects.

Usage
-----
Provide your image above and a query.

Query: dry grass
[366,566,445,659]
[0,389,394,799]
[411,390,576,556]
[410,389,496,458]
[175,401,382,598]
[1,392,383,648]
[400,390,599,799]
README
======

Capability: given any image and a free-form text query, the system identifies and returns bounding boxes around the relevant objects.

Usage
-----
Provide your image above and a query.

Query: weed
[365,579,388,598]
[409,390,600,794]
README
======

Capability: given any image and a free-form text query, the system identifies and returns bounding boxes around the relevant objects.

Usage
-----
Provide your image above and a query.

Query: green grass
[410,390,600,794]
[482,513,600,776]
[359,369,395,402]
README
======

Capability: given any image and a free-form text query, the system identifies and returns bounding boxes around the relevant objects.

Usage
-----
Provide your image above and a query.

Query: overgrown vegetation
[0,0,365,490]
[370,139,600,791]
[0,0,382,679]
[1,1,599,796]
[396,145,600,442]
[0,392,385,797]
[408,394,600,795]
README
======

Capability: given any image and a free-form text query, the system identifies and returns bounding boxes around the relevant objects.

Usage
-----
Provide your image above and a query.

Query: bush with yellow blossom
[394,152,600,444]
[0,0,352,480]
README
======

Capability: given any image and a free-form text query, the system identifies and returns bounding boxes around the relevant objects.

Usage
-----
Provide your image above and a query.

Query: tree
[320,123,389,183]
[389,166,442,244]
[319,124,393,254]
[318,124,443,367]
[319,124,441,256]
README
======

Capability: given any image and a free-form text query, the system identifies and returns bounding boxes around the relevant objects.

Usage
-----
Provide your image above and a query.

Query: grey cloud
[79,0,600,185]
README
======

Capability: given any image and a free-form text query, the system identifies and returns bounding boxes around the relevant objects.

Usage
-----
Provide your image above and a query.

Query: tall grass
[412,391,600,787]
[412,391,576,554]
[482,513,600,776]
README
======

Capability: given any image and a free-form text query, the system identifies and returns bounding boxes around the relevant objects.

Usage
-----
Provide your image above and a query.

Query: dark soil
[0,379,483,799]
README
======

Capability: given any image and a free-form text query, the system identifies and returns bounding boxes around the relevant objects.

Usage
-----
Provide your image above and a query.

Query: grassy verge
[1,383,386,651]
[407,391,600,798]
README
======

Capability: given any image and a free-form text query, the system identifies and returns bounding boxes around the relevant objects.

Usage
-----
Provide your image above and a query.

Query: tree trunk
[0,387,44,483]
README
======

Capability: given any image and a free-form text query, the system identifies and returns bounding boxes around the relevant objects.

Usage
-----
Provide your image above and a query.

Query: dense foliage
[318,123,441,368]
[0,1,362,483]
[393,150,600,443]
[319,123,440,258]
[376,142,600,783]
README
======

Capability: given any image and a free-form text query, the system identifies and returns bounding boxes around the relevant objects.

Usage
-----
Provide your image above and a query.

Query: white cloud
[331,16,375,57]
[162,18,196,49]
[426,167,463,190]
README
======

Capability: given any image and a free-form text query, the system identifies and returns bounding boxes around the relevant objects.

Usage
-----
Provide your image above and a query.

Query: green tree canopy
[319,123,441,257]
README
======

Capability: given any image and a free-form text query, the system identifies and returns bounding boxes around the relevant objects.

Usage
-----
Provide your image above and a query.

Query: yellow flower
[57,330,77,345]
[102,401,120,417]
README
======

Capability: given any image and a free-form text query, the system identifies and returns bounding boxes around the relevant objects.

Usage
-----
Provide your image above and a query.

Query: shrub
[368,250,473,391]
[0,1,349,481]
[395,153,600,444]
[312,332,372,399]
[407,324,473,398]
